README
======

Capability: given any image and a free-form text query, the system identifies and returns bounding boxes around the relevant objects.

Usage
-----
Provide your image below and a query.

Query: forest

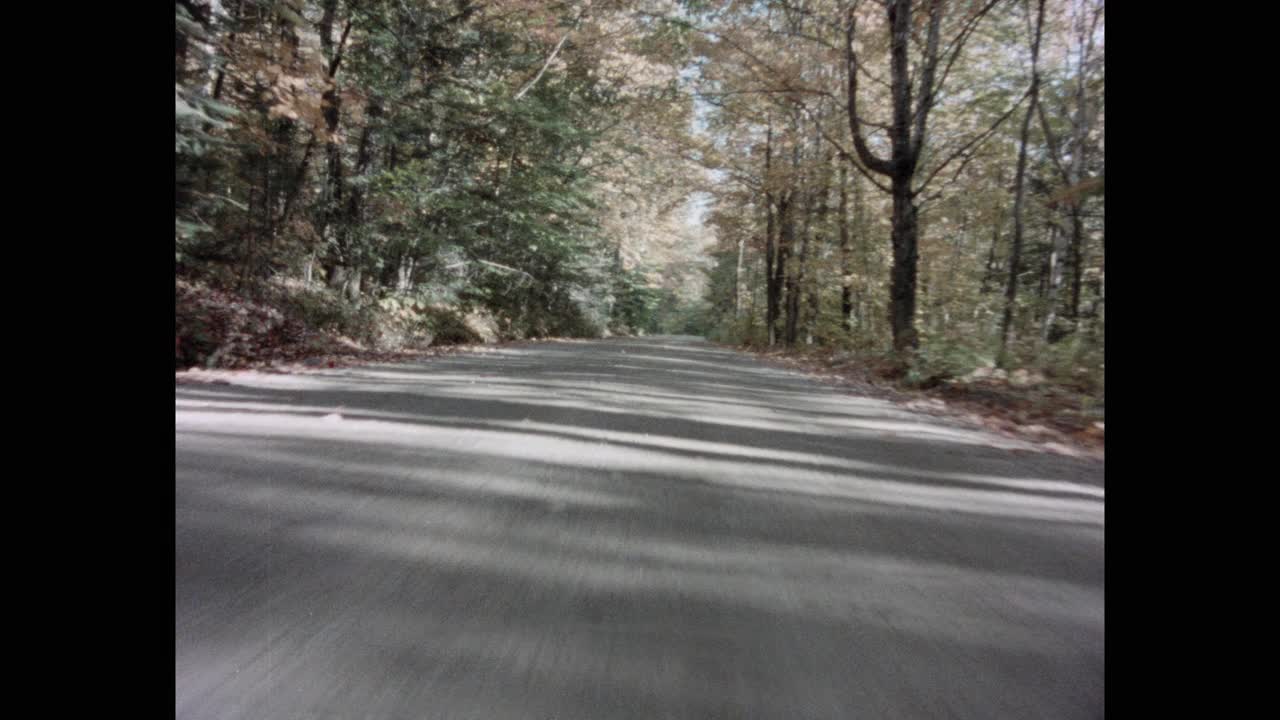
[176,0,1103,429]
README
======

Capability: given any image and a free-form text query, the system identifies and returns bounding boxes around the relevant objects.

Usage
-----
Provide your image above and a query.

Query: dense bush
[175,279,302,369]
[175,280,456,368]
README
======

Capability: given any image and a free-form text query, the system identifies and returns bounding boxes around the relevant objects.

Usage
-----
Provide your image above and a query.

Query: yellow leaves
[269,103,300,121]
[1046,176,1103,208]
[217,21,338,133]
[263,75,325,129]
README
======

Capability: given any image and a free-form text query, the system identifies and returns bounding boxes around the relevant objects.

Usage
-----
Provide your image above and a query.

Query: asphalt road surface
[176,335,1104,719]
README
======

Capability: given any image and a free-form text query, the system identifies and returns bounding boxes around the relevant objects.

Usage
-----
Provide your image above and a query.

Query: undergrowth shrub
[907,335,991,388]
[175,279,301,368]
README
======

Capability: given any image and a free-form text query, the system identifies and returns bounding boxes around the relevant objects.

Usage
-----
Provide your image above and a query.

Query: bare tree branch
[698,87,894,131]
[514,3,589,101]
[909,0,944,163]
[927,0,1004,119]
[846,8,893,176]
[791,98,894,195]
[1036,100,1072,184]
[913,84,1031,196]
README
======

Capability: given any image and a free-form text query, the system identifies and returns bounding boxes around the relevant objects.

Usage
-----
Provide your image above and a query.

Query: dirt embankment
[737,346,1104,459]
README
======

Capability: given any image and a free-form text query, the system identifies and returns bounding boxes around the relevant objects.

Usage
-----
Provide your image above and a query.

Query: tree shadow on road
[175,337,1104,720]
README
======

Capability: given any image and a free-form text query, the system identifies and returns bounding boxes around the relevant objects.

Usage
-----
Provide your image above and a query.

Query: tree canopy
[176,0,1104,401]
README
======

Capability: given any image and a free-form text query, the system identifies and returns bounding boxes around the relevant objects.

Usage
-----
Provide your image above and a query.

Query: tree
[842,0,1014,356]
[997,0,1045,367]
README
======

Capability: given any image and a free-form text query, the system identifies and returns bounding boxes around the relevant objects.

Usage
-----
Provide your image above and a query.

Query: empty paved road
[176,336,1104,719]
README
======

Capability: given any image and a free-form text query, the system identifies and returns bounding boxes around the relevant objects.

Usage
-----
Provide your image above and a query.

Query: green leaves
[174,0,708,342]
[272,1,306,28]
[175,5,214,43]
[175,84,240,158]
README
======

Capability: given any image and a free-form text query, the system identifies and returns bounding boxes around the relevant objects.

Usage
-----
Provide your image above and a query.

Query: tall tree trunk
[934,210,968,334]
[838,164,853,331]
[997,0,1045,368]
[764,121,779,346]
[735,234,746,318]
[346,267,362,302]
[318,0,352,289]
[855,169,869,338]
[845,0,944,357]
[980,169,1007,295]
[806,149,831,345]
[397,254,415,292]
[328,101,378,297]
[785,259,799,346]
[780,194,796,347]
[772,194,792,348]
[981,222,1002,294]
[1037,0,1100,333]
[783,137,803,347]
[788,188,810,347]
[765,198,778,346]
[1069,205,1085,321]
[1041,220,1068,343]
[1066,3,1098,329]
[843,0,1009,356]
[325,108,373,294]
[888,179,920,354]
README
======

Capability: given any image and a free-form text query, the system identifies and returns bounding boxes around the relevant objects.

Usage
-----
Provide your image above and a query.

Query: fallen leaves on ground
[175,337,580,384]
[729,345,1103,459]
